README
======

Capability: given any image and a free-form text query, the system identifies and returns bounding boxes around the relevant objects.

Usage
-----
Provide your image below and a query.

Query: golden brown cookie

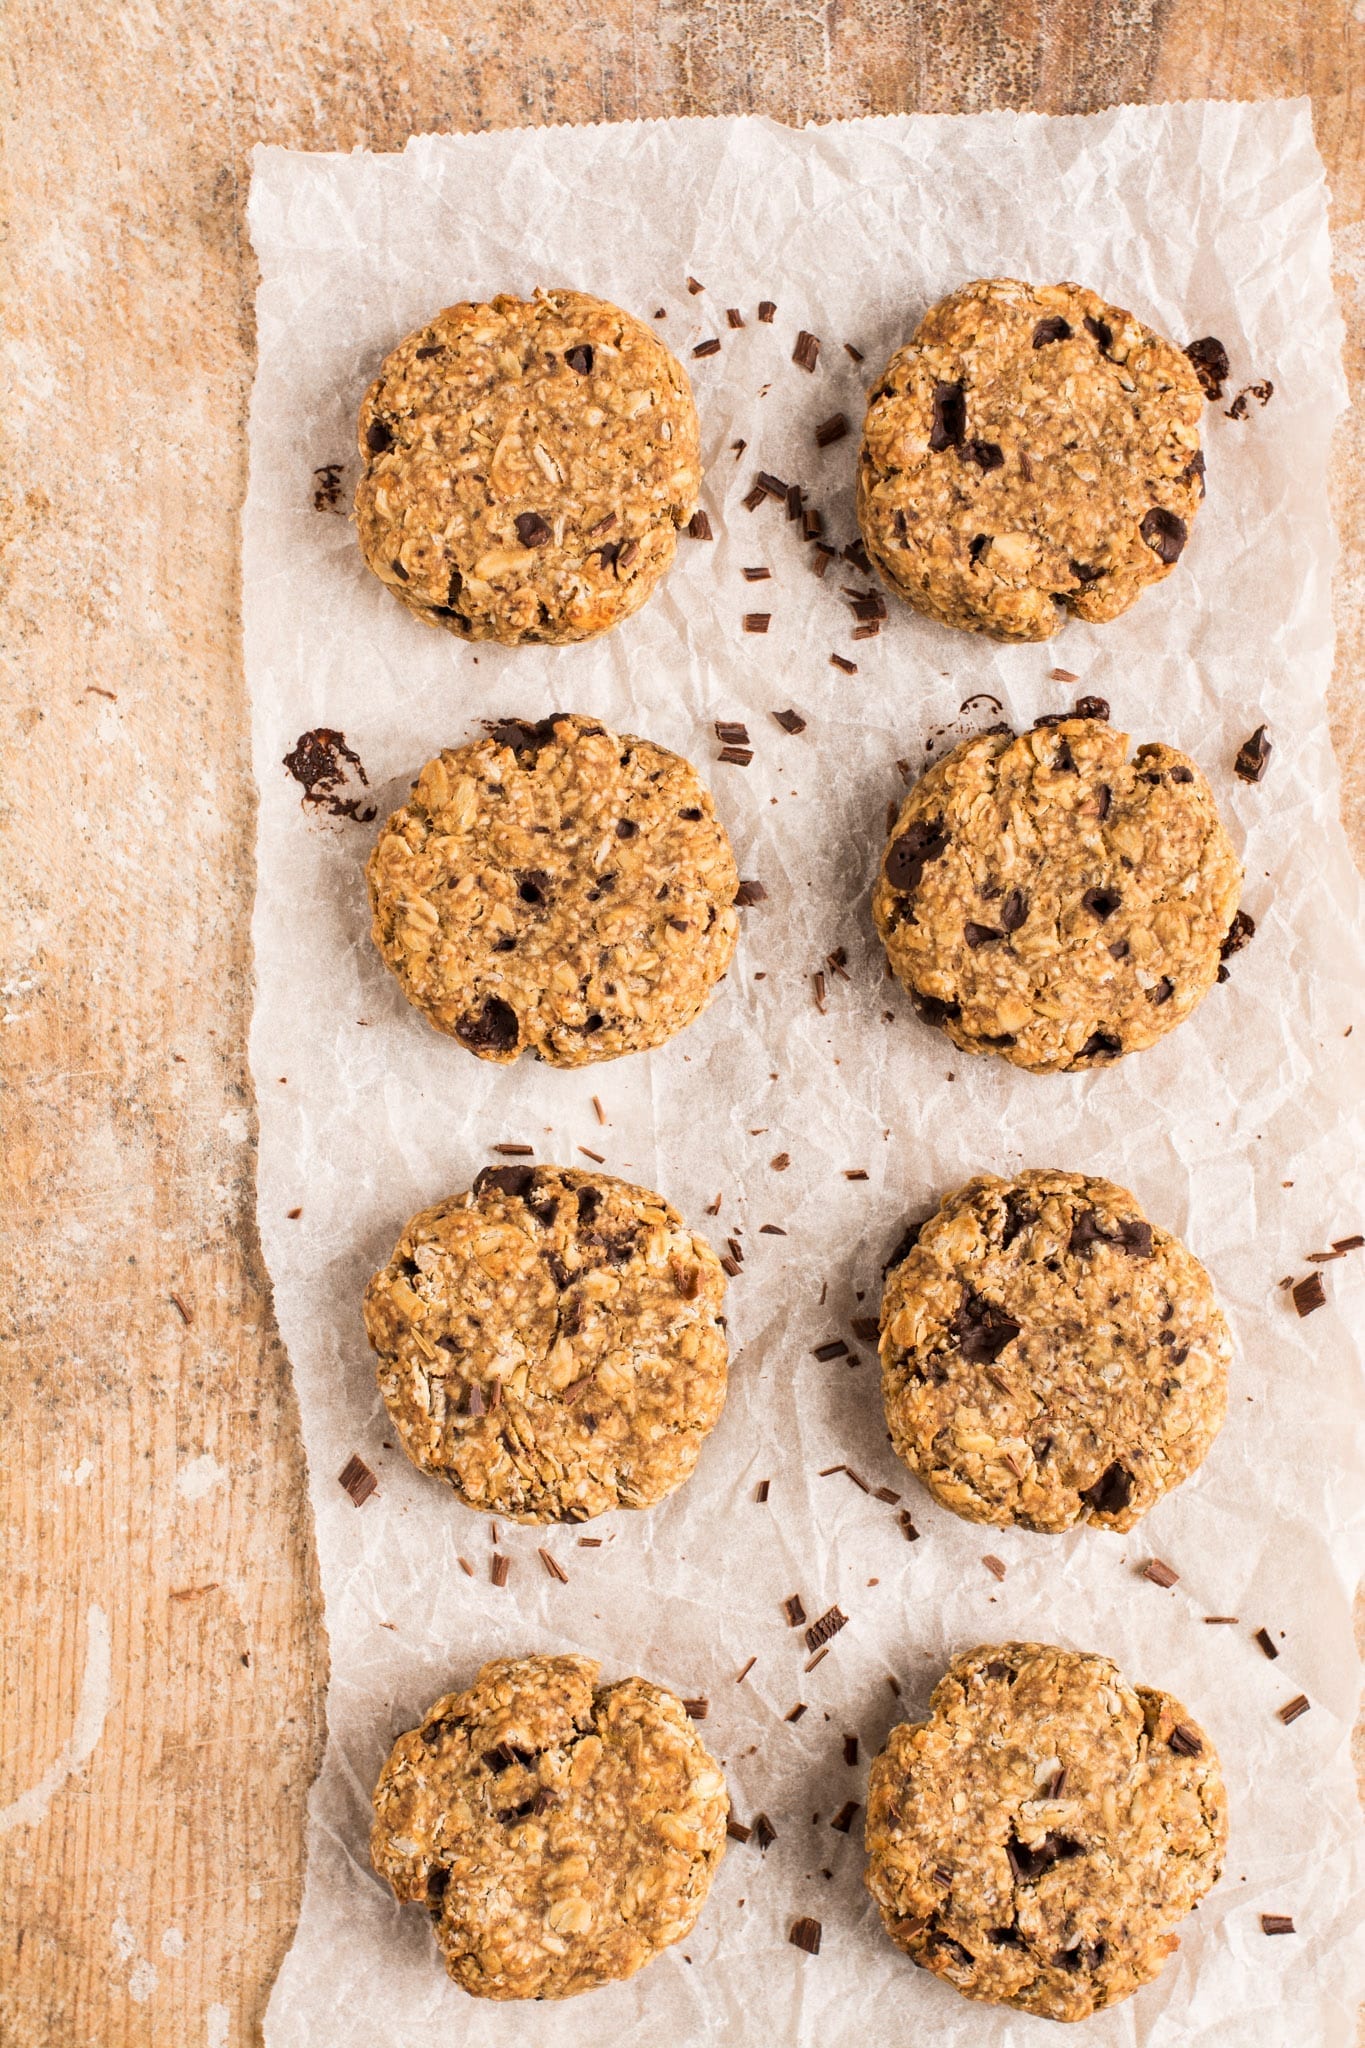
[364,1165,728,1523]
[857,278,1205,640]
[864,1642,1227,2022]
[878,1170,1230,1531]
[355,290,701,644]
[872,716,1244,1072]
[372,1653,728,2000]
[367,714,740,1066]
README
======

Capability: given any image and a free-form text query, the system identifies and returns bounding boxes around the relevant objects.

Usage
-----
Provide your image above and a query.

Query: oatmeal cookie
[373,1653,728,2000]
[367,714,740,1066]
[356,290,701,644]
[879,1170,1229,1531]
[872,717,1243,1072]
[857,278,1205,640]
[864,1641,1227,2022]
[364,1165,728,1523]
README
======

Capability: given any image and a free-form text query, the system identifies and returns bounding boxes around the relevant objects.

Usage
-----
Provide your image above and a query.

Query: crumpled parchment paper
[245,103,1365,2047]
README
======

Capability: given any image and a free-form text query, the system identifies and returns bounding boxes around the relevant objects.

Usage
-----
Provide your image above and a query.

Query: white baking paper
[245,104,1365,2047]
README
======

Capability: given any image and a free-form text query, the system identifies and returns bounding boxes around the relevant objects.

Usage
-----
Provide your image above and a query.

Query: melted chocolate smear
[1140,507,1187,564]
[1184,336,1230,401]
[1032,316,1072,348]
[282,728,377,822]
[476,1164,536,1201]
[1079,1461,1134,1515]
[929,381,967,452]
[457,997,520,1055]
[953,1289,1021,1364]
[886,817,949,895]
[576,1185,602,1226]
[483,716,560,758]
[961,440,1004,472]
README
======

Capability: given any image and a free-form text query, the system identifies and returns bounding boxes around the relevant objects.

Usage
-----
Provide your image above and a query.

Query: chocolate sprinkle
[338,1454,377,1507]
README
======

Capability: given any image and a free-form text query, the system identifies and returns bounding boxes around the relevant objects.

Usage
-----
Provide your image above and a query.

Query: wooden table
[3,6,1362,2043]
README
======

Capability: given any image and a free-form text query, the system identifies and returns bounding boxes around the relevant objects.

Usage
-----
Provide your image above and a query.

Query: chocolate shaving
[1278,1693,1310,1725]
[813,1339,849,1361]
[490,1553,510,1587]
[829,653,857,674]
[815,412,849,447]
[1261,1914,1295,1936]
[783,1595,807,1627]
[982,1554,1007,1582]
[789,1917,822,1956]
[687,509,714,540]
[792,330,821,373]
[843,1734,859,1767]
[338,1454,377,1507]
[1234,724,1272,783]
[491,1142,534,1157]
[1291,1273,1326,1317]
[726,307,745,328]
[742,483,767,511]
[692,338,721,359]
[719,746,754,765]
[743,613,771,634]
[682,1697,709,1719]
[1142,1558,1180,1589]
[737,1655,758,1682]
[1255,1627,1280,1660]
[716,719,750,745]
[805,1605,848,1652]
[829,1801,859,1834]
[1169,1723,1203,1757]
[758,301,776,324]
[754,1481,770,1503]
[752,1812,777,1849]
[734,879,768,906]
[726,1818,752,1843]
[773,708,806,734]
[785,1702,807,1723]
[843,1169,868,1182]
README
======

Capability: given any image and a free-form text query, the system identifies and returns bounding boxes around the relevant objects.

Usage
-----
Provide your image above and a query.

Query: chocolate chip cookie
[367,714,740,1066]
[879,1171,1229,1531]
[864,1641,1227,2022]
[364,1165,728,1523]
[373,1653,728,2000]
[857,279,1205,640]
[356,290,701,644]
[872,717,1244,1072]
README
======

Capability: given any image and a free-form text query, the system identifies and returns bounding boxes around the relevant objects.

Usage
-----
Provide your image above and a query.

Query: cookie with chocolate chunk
[356,289,701,644]
[373,1653,728,2000]
[872,717,1243,1072]
[367,714,739,1066]
[878,1170,1229,1531]
[857,278,1205,640]
[864,1641,1227,2021]
[364,1166,727,1522]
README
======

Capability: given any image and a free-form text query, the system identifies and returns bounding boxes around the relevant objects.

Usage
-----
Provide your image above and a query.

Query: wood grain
[2,5,1361,2043]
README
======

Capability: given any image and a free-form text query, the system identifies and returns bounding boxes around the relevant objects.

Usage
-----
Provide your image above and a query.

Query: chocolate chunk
[752,1812,777,1850]
[1000,888,1029,933]
[1169,765,1193,782]
[829,1800,859,1834]
[1078,1030,1121,1060]
[475,1164,536,1200]
[1291,1273,1326,1318]
[514,511,550,547]
[692,338,721,359]
[792,330,821,373]
[815,412,849,448]
[1082,887,1122,921]
[483,716,558,758]
[425,1865,451,1905]
[1083,313,1114,354]
[1169,1722,1203,1756]
[1079,1461,1134,1516]
[564,344,594,375]
[1000,1191,1034,1248]
[516,869,552,906]
[953,1289,1021,1365]
[1261,1914,1296,1936]
[1007,1831,1082,1880]
[1094,782,1112,821]
[1070,559,1103,587]
[773,708,806,735]
[789,1916,822,1955]
[961,439,1004,472]
[1234,724,1272,783]
[1032,316,1072,347]
[1184,335,1230,400]
[964,922,1003,948]
[883,1219,924,1275]
[783,1595,807,1627]
[1148,976,1175,1006]
[1254,1626,1280,1660]
[365,418,394,453]
[1073,695,1110,722]
[338,1454,377,1507]
[885,817,949,894]
[913,992,962,1028]
[969,533,990,566]
[457,996,519,1055]
[1140,507,1187,564]
[929,380,967,451]
[687,509,713,540]
[1221,909,1255,960]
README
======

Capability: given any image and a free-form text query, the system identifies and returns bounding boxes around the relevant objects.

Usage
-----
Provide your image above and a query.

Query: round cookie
[857,278,1205,641]
[872,716,1244,1073]
[878,1170,1230,1531]
[355,290,701,645]
[373,1653,729,2000]
[865,1643,1226,2021]
[367,714,740,1066]
[364,1165,728,1523]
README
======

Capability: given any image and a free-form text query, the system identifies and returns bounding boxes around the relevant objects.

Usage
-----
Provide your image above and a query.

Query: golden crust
[367,714,740,1067]
[364,1166,728,1523]
[871,718,1244,1072]
[372,1654,728,1999]
[879,1170,1230,1531]
[857,278,1205,641]
[356,289,701,644]
[864,1642,1228,2021]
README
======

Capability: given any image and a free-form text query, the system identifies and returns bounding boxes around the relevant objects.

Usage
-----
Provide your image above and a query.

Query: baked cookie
[355,290,701,644]
[864,1641,1227,2022]
[872,716,1243,1072]
[879,1170,1229,1531]
[364,1165,727,1523]
[857,278,1205,640]
[367,714,740,1066]
[373,1653,728,2000]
